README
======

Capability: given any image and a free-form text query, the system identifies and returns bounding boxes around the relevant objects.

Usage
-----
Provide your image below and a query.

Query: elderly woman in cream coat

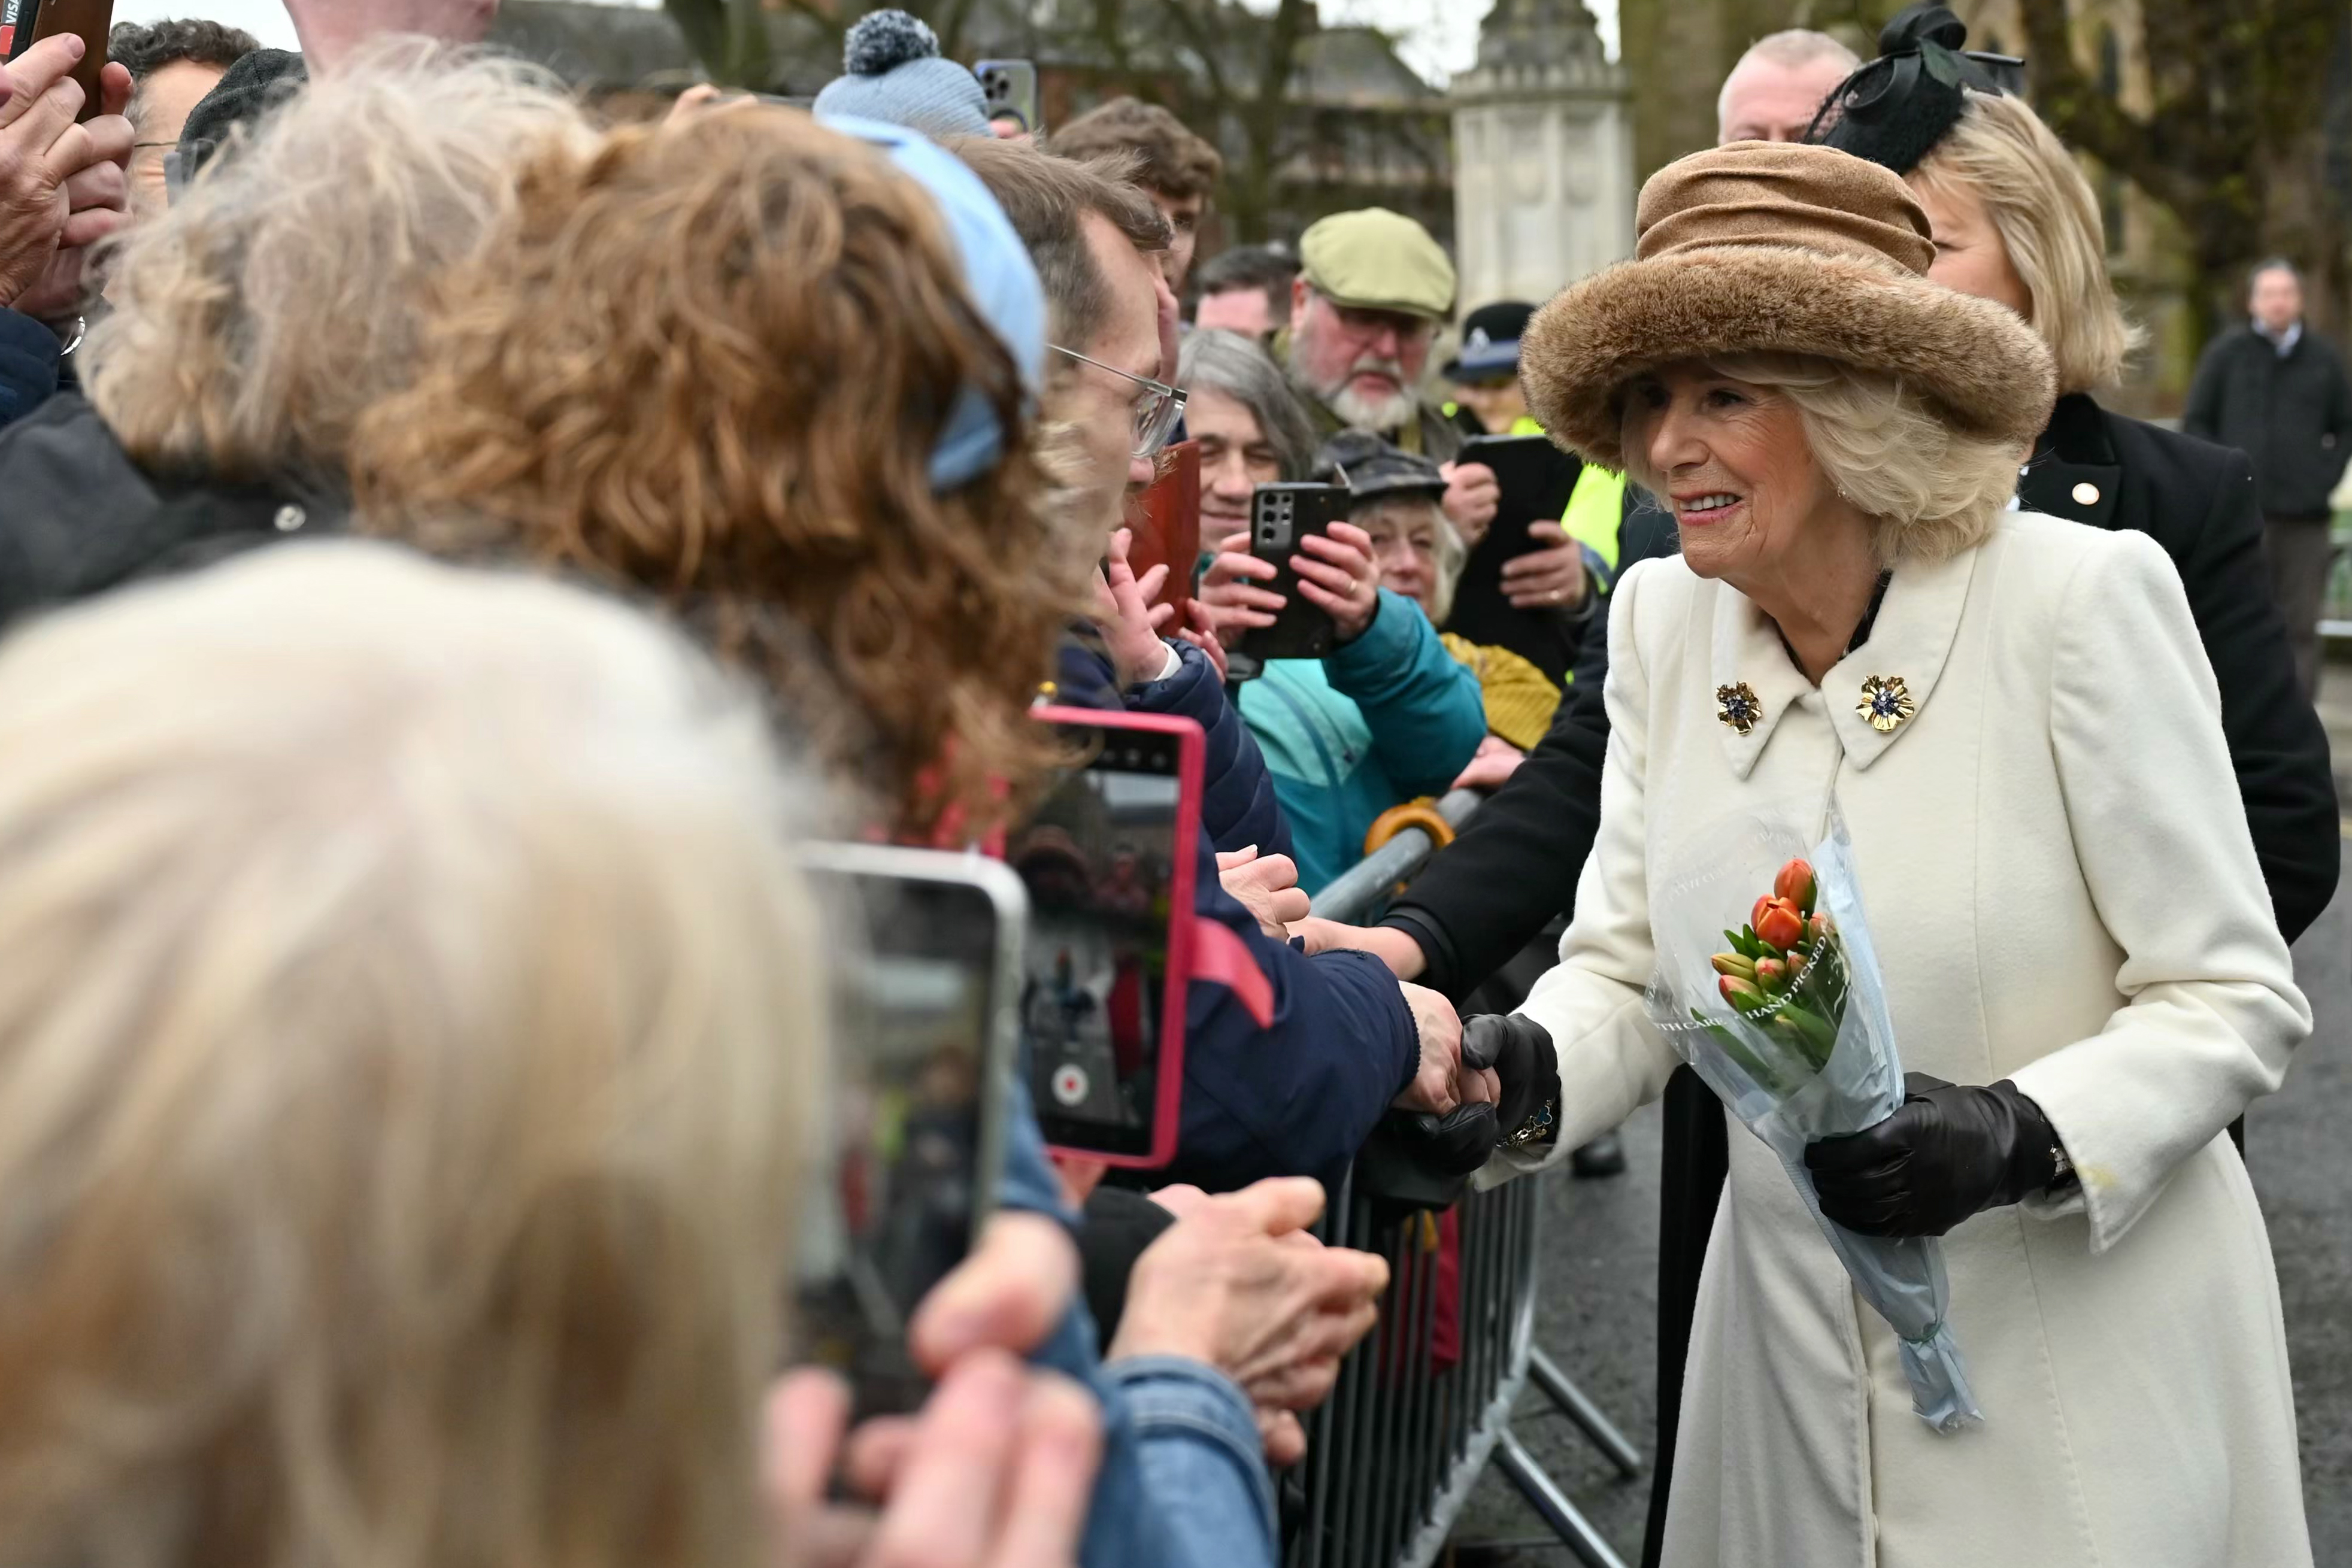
[1471,142,2312,1565]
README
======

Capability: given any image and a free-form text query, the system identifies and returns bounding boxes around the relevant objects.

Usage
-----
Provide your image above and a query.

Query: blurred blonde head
[1911,92,2144,395]
[0,542,823,1568]
[82,43,595,490]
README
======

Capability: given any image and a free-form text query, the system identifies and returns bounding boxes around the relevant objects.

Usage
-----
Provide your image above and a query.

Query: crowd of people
[0,1,2337,1565]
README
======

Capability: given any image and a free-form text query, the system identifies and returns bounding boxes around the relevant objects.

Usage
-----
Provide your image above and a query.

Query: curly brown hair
[352,109,1079,838]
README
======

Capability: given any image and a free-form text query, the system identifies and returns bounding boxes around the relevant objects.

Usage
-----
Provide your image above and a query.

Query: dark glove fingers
[1459,1012,1512,1072]
[1901,1070,1955,1097]
[1407,1104,1500,1178]
[1802,1114,1917,1175]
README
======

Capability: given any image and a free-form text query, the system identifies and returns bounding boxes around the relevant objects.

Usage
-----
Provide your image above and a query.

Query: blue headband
[819,114,1045,492]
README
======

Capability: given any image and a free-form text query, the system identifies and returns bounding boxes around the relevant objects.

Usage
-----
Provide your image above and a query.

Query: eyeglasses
[1050,345,1188,460]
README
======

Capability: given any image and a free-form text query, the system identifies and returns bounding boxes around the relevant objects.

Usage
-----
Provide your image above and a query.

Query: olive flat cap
[1298,208,1456,320]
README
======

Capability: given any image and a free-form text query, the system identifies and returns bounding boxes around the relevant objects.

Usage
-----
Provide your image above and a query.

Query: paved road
[1447,865,2352,1565]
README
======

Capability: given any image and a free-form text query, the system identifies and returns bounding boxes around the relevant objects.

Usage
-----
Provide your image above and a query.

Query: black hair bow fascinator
[1803,3,2026,176]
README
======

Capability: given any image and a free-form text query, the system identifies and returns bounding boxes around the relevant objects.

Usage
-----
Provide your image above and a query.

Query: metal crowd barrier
[1286,1166,1642,1568]
[1308,788,1486,924]
[1287,794,1646,1568]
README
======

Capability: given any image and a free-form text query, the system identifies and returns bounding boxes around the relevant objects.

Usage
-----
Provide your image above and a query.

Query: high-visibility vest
[1563,463,1629,577]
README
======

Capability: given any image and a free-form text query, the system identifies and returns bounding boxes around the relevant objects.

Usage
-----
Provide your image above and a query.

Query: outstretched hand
[1091,527,1176,689]
[1217,844,1309,938]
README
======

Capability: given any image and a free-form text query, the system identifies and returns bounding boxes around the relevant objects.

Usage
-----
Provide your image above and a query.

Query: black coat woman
[1315,12,2338,1561]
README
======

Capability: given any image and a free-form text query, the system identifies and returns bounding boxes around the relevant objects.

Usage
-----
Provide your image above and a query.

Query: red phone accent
[1187,917,1274,1027]
[1125,440,1201,624]
[1029,705,1202,1169]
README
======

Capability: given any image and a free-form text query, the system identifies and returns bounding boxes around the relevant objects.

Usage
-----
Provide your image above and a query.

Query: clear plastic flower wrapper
[1644,810,1980,1433]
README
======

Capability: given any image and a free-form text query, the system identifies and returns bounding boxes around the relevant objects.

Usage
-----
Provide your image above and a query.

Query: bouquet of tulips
[1645,814,1980,1432]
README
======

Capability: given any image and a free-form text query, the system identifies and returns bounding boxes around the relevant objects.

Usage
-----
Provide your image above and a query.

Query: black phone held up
[1457,432,1581,557]
[1,0,114,121]
[1444,433,1588,685]
[1226,481,1350,668]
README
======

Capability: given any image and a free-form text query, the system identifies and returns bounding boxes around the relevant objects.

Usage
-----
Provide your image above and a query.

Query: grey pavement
[1445,657,2352,1564]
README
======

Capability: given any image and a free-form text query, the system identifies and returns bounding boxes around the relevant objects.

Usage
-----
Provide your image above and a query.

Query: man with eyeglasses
[953,137,1486,1199]
[108,21,260,222]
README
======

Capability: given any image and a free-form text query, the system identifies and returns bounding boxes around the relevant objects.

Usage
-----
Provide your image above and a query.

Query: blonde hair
[0,543,823,1568]
[1911,92,2144,394]
[81,43,596,491]
[1624,353,2020,566]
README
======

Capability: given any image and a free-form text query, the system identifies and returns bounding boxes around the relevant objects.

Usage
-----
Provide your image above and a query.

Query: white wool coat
[1484,511,2313,1566]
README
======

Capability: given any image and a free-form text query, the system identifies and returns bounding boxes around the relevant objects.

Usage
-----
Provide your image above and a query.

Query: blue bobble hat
[1442,300,1536,383]
[820,116,1045,492]
[812,11,992,141]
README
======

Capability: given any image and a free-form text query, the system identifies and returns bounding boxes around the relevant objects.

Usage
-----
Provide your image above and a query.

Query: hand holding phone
[792,845,1028,1417]
[1216,483,1351,665]
[2,0,114,121]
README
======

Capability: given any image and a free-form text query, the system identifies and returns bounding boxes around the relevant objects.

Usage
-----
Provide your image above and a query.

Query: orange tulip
[1756,900,1805,953]
[1775,859,1816,914]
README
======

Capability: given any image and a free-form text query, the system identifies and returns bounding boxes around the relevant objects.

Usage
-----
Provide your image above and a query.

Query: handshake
[1216,850,1559,1177]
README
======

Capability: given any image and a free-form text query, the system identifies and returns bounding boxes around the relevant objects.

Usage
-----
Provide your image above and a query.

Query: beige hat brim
[1520,244,2056,472]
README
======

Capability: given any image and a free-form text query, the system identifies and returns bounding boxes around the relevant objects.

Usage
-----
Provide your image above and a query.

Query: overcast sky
[107,0,1620,83]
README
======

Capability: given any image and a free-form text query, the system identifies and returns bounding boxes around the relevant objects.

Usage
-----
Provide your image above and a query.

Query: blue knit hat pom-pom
[843,10,942,75]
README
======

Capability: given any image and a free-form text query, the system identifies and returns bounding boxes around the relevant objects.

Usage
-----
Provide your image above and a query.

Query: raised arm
[1481,559,1684,1184]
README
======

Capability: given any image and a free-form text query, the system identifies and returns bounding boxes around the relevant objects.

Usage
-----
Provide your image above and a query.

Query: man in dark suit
[2186,259,2352,700]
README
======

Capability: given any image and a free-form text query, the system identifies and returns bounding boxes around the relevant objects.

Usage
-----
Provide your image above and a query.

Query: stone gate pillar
[1449,0,1635,311]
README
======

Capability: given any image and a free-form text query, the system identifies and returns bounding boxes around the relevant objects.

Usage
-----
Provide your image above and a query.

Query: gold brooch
[1857,674,1915,733]
[1716,682,1763,735]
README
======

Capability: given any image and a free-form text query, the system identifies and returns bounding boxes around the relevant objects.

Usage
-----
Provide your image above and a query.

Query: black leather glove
[1804,1072,2066,1239]
[1462,1014,1561,1153]
[1393,1103,1500,1178]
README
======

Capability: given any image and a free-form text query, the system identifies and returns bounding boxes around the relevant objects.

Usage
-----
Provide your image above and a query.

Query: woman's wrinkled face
[1189,386,1283,528]
[1623,363,1835,584]
[1908,175,2032,321]
[1356,498,1447,616]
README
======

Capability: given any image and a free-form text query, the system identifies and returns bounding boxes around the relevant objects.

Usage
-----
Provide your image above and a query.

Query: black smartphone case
[1230,483,1347,664]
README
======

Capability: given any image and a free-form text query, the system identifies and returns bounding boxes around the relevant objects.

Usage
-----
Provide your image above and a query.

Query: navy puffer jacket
[1054,633,1419,1191]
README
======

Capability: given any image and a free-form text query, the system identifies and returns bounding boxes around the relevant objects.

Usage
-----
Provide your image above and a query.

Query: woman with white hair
[0,542,1106,1568]
[1471,139,2312,1563]
[0,44,593,630]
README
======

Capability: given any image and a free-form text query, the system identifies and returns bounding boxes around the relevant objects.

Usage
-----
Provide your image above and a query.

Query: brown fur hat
[1520,141,2054,471]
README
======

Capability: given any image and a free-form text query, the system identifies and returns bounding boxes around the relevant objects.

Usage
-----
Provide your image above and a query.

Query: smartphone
[1459,432,1580,556]
[1,0,112,121]
[1020,707,1204,1167]
[790,844,1026,1416]
[1227,481,1350,666]
[1125,438,1200,624]
[974,59,1039,134]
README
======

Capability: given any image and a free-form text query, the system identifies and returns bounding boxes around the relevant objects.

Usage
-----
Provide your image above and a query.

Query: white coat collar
[1708,543,1978,779]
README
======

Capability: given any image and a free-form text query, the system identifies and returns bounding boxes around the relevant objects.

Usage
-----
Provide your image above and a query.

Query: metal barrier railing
[1310,788,1485,924]
[1285,796,1645,1568]
[1286,1166,1641,1568]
